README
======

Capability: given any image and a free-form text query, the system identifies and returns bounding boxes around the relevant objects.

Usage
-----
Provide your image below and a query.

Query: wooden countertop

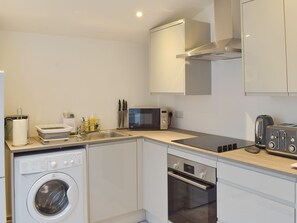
[218,148,297,176]
[6,129,297,177]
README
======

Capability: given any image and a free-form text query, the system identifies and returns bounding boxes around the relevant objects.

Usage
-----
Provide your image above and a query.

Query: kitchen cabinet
[149,19,211,95]
[241,0,287,95]
[0,179,5,223]
[217,160,295,223]
[88,140,138,223]
[0,72,5,223]
[295,183,297,223]
[143,139,168,223]
[285,0,297,94]
[241,0,297,95]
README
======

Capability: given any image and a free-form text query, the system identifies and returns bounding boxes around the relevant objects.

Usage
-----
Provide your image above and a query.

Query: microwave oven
[128,108,168,130]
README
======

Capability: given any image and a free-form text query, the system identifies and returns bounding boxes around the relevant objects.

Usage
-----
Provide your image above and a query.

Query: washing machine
[14,147,87,223]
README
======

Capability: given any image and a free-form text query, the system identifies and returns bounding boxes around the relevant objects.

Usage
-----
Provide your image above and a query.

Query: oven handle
[168,171,210,191]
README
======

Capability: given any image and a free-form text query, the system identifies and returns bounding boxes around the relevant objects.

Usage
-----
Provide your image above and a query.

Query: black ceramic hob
[172,135,254,153]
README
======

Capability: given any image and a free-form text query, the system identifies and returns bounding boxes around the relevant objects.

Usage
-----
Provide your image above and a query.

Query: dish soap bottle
[90,114,97,132]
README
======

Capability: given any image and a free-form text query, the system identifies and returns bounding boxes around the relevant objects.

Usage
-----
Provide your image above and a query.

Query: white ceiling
[0,0,213,43]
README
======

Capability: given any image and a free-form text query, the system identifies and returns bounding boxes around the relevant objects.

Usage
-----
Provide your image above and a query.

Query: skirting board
[96,209,145,223]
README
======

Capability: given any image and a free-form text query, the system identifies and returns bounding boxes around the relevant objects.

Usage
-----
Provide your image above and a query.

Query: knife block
[118,111,128,129]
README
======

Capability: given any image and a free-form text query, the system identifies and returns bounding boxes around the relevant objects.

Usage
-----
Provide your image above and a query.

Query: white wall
[2,31,297,142]
[158,59,297,141]
[0,31,156,135]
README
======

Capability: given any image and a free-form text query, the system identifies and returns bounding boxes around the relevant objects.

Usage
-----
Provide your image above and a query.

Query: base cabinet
[143,139,168,223]
[217,160,295,223]
[218,182,294,223]
[0,178,6,223]
[88,140,138,223]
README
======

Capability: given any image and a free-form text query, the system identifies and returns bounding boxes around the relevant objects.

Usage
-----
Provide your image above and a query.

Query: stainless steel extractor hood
[177,0,241,61]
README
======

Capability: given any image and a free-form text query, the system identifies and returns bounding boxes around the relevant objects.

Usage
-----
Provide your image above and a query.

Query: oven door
[168,170,217,223]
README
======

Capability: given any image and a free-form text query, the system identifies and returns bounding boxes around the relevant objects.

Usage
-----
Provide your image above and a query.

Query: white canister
[12,119,28,146]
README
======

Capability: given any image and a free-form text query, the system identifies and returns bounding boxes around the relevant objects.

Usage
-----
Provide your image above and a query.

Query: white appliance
[14,148,87,223]
[0,71,6,223]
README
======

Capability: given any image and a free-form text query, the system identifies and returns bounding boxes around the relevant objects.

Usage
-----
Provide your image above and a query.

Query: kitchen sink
[80,130,130,140]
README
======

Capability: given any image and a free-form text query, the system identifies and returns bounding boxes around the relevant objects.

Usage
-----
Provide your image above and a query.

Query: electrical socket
[175,110,184,118]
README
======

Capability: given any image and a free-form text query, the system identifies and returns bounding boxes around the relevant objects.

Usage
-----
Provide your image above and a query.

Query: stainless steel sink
[81,130,130,140]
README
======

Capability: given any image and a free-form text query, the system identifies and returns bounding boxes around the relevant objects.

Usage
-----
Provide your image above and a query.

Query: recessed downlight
[136,11,143,18]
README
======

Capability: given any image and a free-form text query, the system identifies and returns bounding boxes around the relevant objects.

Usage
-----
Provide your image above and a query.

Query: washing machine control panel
[19,151,83,174]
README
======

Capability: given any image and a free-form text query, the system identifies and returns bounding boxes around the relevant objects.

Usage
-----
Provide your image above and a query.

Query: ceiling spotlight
[136,11,143,18]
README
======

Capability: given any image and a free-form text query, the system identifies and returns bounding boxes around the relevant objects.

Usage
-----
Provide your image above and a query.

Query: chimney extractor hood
[178,0,241,61]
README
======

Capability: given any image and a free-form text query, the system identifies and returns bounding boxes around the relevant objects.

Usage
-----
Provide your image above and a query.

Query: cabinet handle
[168,171,210,191]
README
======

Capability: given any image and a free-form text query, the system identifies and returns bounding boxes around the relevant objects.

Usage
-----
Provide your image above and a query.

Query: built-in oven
[168,154,217,223]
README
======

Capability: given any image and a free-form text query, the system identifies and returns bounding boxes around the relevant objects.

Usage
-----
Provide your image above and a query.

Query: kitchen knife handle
[118,99,121,111]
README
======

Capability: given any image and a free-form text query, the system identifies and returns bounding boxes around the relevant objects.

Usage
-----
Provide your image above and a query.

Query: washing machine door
[27,172,79,223]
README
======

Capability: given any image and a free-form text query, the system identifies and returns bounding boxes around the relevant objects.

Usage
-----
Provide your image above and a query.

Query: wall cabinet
[88,140,138,223]
[241,0,287,95]
[285,0,297,93]
[241,0,297,95]
[0,73,5,223]
[217,160,295,223]
[143,139,168,223]
[149,19,211,95]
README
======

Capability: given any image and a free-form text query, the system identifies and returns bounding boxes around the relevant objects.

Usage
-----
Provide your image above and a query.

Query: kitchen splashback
[158,59,297,141]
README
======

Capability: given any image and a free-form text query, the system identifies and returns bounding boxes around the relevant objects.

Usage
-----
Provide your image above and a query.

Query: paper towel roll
[13,119,28,146]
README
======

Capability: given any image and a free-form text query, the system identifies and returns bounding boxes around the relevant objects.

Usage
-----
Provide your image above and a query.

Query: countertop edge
[6,129,297,177]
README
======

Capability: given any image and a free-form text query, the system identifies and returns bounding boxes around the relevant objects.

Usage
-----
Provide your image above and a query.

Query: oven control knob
[200,171,206,179]
[173,162,180,169]
[270,135,275,140]
[50,161,57,168]
[289,145,296,153]
[291,138,295,143]
[268,141,275,149]
[70,160,75,164]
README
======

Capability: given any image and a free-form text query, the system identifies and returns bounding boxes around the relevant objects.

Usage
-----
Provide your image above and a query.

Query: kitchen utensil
[122,100,128,128]
[255,115,274,148]
[36,124,72,144]
[118,100,122,128]
[12,108,29,146]
[117,99,128,129]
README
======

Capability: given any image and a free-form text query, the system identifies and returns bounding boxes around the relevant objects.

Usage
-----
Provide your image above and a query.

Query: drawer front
[217,162,295,202]
[218,182,295,223]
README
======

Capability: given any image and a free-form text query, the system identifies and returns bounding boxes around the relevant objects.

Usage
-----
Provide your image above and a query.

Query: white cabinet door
[88,140,138,223]
[143,140,168,223]
[0,73,4,178]
[217,182,294,223]
[0,178,6,223]
[285,0,297,93]
[150,21,185,94]
[0,73,5,223]
[242,0,287,94]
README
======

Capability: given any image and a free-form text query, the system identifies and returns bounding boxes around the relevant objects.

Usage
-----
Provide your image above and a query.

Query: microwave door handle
[168,171,210,191]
